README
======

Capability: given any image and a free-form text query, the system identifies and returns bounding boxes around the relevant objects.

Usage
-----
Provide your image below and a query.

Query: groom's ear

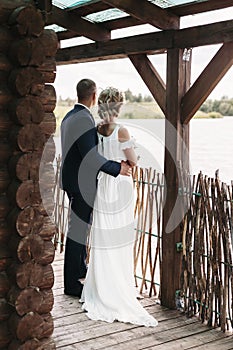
[92,91,97,105]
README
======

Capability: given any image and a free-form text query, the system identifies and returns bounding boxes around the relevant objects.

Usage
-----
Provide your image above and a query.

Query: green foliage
[124,89,153,103]
[200,96,233,116]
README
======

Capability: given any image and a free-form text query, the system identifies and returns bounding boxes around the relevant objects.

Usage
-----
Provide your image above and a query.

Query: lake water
[54,117,233,185]
[117,117,233,185]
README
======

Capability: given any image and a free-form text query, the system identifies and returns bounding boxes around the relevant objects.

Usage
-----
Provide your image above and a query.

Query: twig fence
[180,172,233,332]
[53,158,233,332]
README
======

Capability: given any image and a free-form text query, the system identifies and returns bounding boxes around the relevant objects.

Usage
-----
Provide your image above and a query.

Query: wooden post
[161,48,191,308]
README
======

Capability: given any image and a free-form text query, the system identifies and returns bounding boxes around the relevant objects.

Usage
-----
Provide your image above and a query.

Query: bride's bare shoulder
[118,125,130,143]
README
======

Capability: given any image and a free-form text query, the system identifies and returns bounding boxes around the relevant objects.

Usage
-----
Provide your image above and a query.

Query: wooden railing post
[161,47,191,308]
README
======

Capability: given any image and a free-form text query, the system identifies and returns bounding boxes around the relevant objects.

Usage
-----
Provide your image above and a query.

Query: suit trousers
[64,191,95,292]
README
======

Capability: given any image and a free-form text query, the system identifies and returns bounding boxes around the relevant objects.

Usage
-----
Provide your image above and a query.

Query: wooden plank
[181,42,233,124]
[48,5,110,42]
[129,54,166,114]
[171,0,233,17]
[56,20,233,65]
[186,335,233,350]
[52,252,231,350]
[102,0,179,30]
[73,320,205,350]
[54,311,197,348]
[145,329,229,350]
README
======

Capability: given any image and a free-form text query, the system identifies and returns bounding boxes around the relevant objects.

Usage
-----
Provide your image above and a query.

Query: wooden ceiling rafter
[47,5,111,41]
[56,19,233,65]
[101,0,180,30]
[56,16,144,41]
[171,0,233,16]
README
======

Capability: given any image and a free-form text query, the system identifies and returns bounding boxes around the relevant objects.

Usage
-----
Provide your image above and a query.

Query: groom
[60,79,131,297]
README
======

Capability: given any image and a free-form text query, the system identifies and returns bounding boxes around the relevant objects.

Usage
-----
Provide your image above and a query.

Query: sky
[53,7,233,100]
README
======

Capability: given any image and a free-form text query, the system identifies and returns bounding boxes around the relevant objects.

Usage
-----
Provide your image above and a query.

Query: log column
[0,2,57,349]
[161,48,191,308]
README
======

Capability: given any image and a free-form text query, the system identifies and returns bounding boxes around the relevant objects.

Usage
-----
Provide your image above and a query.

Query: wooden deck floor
[52,253,233,350]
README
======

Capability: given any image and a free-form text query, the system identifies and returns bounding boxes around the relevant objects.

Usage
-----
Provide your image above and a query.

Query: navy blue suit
[61,104,121,295]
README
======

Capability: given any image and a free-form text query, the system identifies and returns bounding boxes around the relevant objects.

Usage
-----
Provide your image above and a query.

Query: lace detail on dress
[119,137,136,150]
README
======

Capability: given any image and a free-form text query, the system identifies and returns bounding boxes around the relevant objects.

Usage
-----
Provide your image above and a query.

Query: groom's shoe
[64,284,83,298]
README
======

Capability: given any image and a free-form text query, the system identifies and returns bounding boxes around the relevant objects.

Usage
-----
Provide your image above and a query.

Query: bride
[80,87,158,327]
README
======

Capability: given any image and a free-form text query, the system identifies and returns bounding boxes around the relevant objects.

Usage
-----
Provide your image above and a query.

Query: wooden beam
[35,0,52,22]
[102,0,179,30]
[102,16,144,31]
[48,5,110,42]
[56,19,233,65]
[56,17,144,40]
[161,48,190,309]
[171,0,233,17]
[129,54,166,114]
[67,2,110,16]
[181,42,233,124]
[57,30,81,41]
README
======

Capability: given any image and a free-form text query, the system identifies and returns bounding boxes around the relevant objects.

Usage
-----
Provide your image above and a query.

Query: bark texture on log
[40,84,56,112]
[0,3,57,347]
[0,220,11,244]
[0,111,13,137]
[8,67,43,96]
[9,312,53,342]
[8,337,56,350]
[10,261,54,290]
[0,299,13,322]
[7,180,42,209]
[9,124,45,152]
[8,5,44,37]
[0,321,11,349]
[8,38,45,67]
[9,96,44,125]
[0,27,13,52]
[8,153,42,182]
[17,234,55,264]
[39,112,56,138]
[0,272,10,297]
[0,166,10,194]
[0,195,10,220]
[8,286,54,316]
[0,244,12,272]
[7,206,44,236]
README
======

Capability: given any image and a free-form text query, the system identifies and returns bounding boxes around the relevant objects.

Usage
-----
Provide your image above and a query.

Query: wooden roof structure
[37,0,233,309]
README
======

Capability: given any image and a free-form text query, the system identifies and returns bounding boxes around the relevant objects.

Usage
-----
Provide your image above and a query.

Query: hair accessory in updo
[98,87,124,121]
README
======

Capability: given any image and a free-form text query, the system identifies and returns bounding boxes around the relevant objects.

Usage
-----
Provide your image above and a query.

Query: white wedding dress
[80,124,158,327]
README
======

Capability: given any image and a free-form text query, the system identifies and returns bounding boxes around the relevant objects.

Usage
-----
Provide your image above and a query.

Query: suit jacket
[60,104,121,197]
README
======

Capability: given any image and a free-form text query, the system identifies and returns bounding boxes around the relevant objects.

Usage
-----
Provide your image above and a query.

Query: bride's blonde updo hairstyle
[98,87,124,121]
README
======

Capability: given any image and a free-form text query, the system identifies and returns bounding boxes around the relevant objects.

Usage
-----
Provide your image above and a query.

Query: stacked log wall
[0,1,58,349]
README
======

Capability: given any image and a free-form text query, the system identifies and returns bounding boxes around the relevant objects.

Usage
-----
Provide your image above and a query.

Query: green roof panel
[147,0,208,7]
[85,8,129,23]
[53,0,99,9]
[52,0,209,10]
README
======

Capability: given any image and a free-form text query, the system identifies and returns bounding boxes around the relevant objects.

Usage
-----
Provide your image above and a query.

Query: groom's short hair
[76,79,96,101]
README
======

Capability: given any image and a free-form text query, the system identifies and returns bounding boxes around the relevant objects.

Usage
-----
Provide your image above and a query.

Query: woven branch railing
[53,157,233,331]
[53,157,164,297]
[180,172,233,332]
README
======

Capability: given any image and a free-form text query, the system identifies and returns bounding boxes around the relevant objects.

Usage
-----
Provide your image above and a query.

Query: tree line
[58,91,233,116]
[199,96,233,116]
